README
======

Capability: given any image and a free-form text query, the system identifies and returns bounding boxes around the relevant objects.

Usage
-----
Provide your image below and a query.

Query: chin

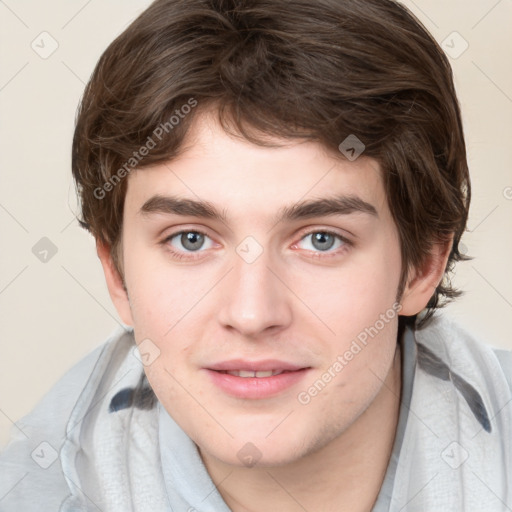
[201,424,322,469]
[207,442,305,469]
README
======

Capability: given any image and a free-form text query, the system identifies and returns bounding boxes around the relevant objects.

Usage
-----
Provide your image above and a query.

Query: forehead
[124,112,388,221]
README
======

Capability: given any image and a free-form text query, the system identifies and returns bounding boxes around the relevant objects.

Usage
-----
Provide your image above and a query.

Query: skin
[98,110,452,512]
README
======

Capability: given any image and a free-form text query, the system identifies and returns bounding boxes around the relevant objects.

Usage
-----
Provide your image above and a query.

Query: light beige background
[0,0,511,449]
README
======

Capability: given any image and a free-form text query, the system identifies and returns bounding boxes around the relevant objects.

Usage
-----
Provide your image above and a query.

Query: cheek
[311,244,402,416]
[291,242,402,339]
[124,246,207,338]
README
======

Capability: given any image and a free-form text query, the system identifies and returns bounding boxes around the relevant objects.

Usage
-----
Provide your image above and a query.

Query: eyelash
[161,228,352,261]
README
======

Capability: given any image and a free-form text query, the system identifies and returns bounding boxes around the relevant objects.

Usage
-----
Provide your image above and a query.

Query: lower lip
[204,368,310,399]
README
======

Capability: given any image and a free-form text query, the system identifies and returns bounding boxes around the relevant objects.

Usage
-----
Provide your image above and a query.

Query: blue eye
[297,231,348,253]
[164,230,214,253]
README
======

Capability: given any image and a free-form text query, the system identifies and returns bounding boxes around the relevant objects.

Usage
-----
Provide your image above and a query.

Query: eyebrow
[139,194,378,224]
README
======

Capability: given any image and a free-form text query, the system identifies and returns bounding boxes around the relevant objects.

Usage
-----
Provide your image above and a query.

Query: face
[113,112,407,467]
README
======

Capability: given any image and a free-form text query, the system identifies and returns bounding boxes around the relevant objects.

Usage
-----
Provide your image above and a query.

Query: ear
[399,236,453,316]
[96,240,134,326]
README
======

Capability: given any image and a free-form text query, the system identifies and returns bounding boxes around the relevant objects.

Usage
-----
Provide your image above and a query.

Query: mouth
[204,361,311,399]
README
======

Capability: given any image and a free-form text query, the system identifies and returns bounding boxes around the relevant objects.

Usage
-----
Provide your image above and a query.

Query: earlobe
[96,240,134,326]
[399,236,453,316]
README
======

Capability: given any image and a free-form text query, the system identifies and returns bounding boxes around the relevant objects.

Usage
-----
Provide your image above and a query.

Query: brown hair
[72,0,471,329]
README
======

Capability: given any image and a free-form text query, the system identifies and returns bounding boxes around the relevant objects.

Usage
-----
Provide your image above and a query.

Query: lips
[205,359,310,399]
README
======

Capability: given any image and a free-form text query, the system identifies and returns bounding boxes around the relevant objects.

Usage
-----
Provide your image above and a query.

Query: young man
[1,0,511,510]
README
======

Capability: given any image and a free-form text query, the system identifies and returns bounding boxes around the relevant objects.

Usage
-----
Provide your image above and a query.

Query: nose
[216,249,293,337]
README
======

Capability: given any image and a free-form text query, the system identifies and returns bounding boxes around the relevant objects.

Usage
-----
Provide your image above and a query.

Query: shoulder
[491,347,512,392]
[413,313,512,394]
[0,325,134,511]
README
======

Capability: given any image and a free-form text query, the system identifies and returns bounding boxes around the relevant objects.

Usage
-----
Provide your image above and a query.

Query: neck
[201,343,403,512]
